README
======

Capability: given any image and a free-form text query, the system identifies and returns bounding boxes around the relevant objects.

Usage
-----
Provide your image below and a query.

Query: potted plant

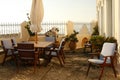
[105,37,117,43]
[24,13,35,36]
[90,35,105,51]
[65,30,79,50]
[45,27,59,47]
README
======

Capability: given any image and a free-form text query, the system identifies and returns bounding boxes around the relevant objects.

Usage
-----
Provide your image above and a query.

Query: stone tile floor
[0,49,120,80]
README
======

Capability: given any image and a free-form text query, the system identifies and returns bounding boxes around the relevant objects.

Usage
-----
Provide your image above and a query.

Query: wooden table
[15,41,53,66]
[33,41,53,48]
[33,41,53,66]
[14,41,53,49]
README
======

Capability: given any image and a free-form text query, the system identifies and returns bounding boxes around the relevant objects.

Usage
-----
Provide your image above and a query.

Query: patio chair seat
[88,59,110,64]
[6,50,18,55]
[51,51,58,56]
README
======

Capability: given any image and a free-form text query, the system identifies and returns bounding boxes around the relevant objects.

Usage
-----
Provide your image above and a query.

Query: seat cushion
[51,52,57,56]
[88,59,110,64]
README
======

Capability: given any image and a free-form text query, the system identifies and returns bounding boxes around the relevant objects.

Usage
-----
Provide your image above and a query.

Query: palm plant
[65,30,79,42]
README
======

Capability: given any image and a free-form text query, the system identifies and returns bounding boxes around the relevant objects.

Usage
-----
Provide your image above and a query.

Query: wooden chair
[45,37,56,49]
[11,38,17,46]
[46,38,66,66]
[86,42,117,80]
[1,39,18,65]
[45,37,55,42]
[11,38,18,51]
[84,41,92,53]
[17,42,39,72]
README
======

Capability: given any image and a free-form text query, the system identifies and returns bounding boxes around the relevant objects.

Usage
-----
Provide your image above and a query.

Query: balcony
[0,21,91,49]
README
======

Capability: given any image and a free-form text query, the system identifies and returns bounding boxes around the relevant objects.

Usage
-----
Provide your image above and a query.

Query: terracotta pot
[69,41,77,50]
[29,36,36,41]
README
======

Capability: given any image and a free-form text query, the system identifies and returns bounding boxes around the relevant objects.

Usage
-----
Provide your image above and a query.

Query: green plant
[45,27,59,37]
[65,30,79,42]
[92,22,99,35]
[24,13,35,36]
[90,35,105,50]
[105,37,117,43]
[90,35,117,51]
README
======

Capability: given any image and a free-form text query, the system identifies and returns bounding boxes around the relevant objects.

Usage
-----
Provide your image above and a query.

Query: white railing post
[20,21,30,41]
[66,21,74,35]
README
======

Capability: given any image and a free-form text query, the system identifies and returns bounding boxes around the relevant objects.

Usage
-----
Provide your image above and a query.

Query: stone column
[65,21,74,50]
[97,0,105,36]
[106,0,112,37]
[97,1,102,35]
[20,21,30,41]
[112,0,115,37]
[66,21,74,35]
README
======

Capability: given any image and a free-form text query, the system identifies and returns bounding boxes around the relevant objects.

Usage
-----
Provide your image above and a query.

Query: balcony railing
[0,22,91,38]
[0,23,20,38]
[40,22,66,35]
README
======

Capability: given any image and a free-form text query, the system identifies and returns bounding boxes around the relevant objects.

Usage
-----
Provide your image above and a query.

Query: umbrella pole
[35,32,38,44]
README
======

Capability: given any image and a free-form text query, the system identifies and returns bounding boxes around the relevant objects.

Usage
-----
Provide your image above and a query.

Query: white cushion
[88,58,111,64]
[2,39,13,49]
[51,52,57,56]
[101,43,116,56]
[45,37,55,42]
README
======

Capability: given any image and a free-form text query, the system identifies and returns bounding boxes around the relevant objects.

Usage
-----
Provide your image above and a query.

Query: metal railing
[0,22,91,38]
[0,23,21,38]
[40,22,66,35]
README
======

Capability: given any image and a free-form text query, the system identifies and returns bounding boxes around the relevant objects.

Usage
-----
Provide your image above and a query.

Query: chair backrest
[17,43,35,58]
[58,38,66,50]
[11,38,17,46]
[1,39,13,50]
[101,43,116,56]
[45,37,55,42]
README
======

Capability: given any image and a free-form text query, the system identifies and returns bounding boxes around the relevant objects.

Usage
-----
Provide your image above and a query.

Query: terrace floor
[0,49,120,80]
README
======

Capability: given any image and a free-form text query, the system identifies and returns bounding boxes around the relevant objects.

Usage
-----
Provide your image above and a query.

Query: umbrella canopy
[30,0,44,32]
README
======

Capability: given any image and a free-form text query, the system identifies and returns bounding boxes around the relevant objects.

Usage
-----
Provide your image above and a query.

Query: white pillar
[103,0,107,37]
[106,0,112,37]
[98,7,102,35]
[118,0,120,63]
[101,7,104,36]
[112,0,115,37]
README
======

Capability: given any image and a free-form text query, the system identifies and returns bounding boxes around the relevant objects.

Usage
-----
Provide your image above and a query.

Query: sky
[43,0,96,22]
[0,0,96,23]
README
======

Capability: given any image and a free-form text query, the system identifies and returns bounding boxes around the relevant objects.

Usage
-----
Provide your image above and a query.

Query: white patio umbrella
[30,0,44,43]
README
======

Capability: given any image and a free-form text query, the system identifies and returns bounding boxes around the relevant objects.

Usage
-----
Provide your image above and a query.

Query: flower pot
[69,41,77,50]
[29,36,36,41]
